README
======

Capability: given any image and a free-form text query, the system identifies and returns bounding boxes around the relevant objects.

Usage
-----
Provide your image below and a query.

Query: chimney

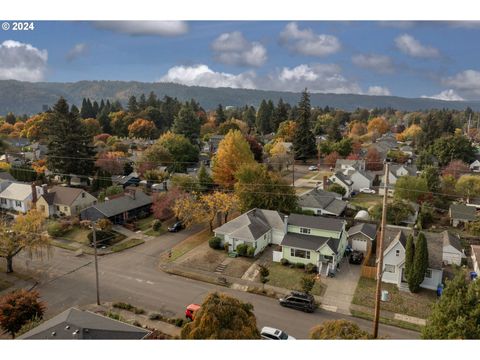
[125,188,136,200]
[283,215,289,234]
[31,183,38,206]
[323,176,328,190]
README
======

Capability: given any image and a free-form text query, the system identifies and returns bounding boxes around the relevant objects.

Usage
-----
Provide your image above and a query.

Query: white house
[470,160,480,173]
[347,223,377,252]
[335,159,366,172]
[347,170,374,192]
[442,231,465,265]
[329,172,353,198]
[0,183,44,213]
[378,164,418,196]
[471,245,480,274]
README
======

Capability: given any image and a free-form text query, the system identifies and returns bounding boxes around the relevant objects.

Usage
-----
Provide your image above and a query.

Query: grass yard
[267,263,326,296]
[352,277,436,319]
[350,309,422,333]
[110,238,145,252]
[349,193,383,210]
[63,226,91,244]
[144,227,167,236]
[161,229,211,263]
[136,215,155,231]
[0,279,13,292]
[295,186,312,195]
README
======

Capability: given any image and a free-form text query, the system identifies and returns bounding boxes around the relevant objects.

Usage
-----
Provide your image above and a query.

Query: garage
[352,236,368,252]
[347,223,377,253]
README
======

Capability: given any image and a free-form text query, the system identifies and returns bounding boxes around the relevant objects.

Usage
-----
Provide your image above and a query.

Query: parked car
[308,165,318,171]
[185,303,201,321]
[349,250,364,265]
[168,221,184,232]
[279,291,316,313]
[260,326,295,340]
[359,188,376,194]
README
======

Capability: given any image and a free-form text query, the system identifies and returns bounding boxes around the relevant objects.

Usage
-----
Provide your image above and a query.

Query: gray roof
[449,204,476,221]
[288,213,345,232]
[335,159,365,170]
[298,189,347,216]
[82,190,152,218]
[442,231,463,252]
[0,172,15,181]
[281,232,339,253]
[18,308,150,339]
[331,171,353,186]
[112,172,140,185]
[42,186,95,206]
[348,223,377,240]
[214,208,284,241]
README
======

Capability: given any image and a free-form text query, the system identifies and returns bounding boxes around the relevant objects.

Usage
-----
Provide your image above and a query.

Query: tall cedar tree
[243,106,256,129]
[422,270,480,339]
[408,232,429,293]
[404,234,414,282]
[293,89,316,161]
[46,98,95,185]
[256,100,273,134]
[197,162,213,192]
[172,103,201,145]
[215,104,227,126]
[271,98,289,132]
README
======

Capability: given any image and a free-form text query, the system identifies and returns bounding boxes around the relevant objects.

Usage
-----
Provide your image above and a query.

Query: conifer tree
[292,89,316,161]
[404,234,414,282]
[172,103,201,145]
[215,104,227,126]
[256,100,272,134]
[408,232,429,293]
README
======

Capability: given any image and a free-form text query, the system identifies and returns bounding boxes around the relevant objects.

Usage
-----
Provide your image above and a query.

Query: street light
[89,221,100,306]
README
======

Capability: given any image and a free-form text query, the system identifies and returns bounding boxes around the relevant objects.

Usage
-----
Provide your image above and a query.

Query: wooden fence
[360,244,377,279]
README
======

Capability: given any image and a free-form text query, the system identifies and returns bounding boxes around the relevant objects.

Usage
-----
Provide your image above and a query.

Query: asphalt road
[8,227,419,339]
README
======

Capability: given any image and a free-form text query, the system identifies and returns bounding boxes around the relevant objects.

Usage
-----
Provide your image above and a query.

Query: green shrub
[134,307,146,315]
[305,263,317,274]
[152,219,162,232]
[113,302,134,311]
[149,313,164,321]
[208,236,222,250]
[246,245,255,257]
[174,318,185,327]
[47,222,68,237]
[280,258,290,266]
[106,312,122,321]
[236,243,248,256]
[295,262,305,269]
[224,243,230,252]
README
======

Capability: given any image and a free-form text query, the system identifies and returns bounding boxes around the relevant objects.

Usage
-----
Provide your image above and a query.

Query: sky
[2,20,480,100]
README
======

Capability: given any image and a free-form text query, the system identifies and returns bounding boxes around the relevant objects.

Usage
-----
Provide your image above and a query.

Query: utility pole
[373,162,389,339]
[292,158,295,187]
[91,222,100,305]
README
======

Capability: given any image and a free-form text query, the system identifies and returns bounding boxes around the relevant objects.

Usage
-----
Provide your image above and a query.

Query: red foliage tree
[95,151,127,175]
[442,160,470,180]
[152,187,186,221]
[366,147,383,171]
[324,151,340,168]
[0,289,45,338]
[244,135,263,163]
[346,153,360,160]
[94,133,111,143]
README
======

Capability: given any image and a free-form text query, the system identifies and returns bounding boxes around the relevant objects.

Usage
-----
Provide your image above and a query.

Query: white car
[260,326,296,340]
[308,165,318,171]
[359,188,376,194]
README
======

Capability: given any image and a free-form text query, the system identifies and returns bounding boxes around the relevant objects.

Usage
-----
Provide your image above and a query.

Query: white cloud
[351,54,394,74]
[211,32,267,67]
[94,21,188,36]
[158,64,256,89]
[442,70,480,97]
[421,89,464,101]
[279,22,341,57]
[395,34,440,58]
[367,86,391,96]
[66,43,88,62]
[0,40,48,82]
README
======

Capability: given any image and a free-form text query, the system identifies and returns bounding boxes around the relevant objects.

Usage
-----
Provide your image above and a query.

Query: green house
[280,213,347,275]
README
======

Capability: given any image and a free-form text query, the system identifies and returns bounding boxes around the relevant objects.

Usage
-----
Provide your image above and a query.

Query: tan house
[37,186,97,217]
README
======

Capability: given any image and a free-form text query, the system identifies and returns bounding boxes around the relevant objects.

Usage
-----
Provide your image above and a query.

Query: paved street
[2,226,419,339]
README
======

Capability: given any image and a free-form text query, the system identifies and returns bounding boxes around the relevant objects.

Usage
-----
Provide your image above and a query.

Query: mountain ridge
[1,79,479,115]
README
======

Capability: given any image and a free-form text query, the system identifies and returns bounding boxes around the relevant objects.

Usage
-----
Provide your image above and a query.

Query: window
[290,248,310,259]
[15,201,21,207]
[300,227,311,234]
[0,198,6,205]
[81,193,85,198]
[64,206,68,211]
[395,249,400,257]
[56,205,60,211]
[425,269,432,278]
[385,264,396,273]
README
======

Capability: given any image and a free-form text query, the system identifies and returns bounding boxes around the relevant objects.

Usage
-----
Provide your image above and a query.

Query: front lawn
[110,238,145,252]
[349,193,383,210]
[267,263,325,296]
[63,226,92,244]
[352,277,436,319]
[136,215,155,231]
[144,227,167,236]
[160,229,210,263]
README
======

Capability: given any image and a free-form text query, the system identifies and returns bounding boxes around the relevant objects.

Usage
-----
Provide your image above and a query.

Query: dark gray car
[279,291,316,313]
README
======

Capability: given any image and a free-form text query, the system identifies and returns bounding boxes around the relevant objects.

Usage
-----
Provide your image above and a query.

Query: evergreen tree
[46,98,96,185]
[97,110,112,134]
[197,162,213,192]
[160,95,181,129]
[99,99,105,112]
[409,232,429,293]
[404,234,414,282]
[127,95,139,114]
[215,104,227,126]
[138,93,147,111]
[70,104,79,115]
[292,89,316,161]
[81,98,95,119]
[256,100,272,134]
[92,101,99,118]
[172,104,201,145]
[243,106,256,129]
[271,98,289,132]
[147,91,158,107]
[80,98,88,118]
[5,112,16,125]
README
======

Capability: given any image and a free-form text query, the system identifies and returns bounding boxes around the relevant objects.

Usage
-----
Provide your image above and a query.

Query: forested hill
[2,79,480,115]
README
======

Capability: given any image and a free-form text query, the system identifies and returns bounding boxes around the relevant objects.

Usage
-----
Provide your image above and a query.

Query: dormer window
[300,227,311,234]
[395,249,400,256]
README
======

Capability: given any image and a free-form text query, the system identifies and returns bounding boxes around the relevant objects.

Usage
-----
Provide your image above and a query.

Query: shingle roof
[280,232,332,252]
[84,190,152,218]
[43,186,92,206]
[0,183,38,201]
[298,189,347,216]
[332,172,353,186]
[348,223,377,240]
[18,308,149,339]
[449,204,476,221]
[214,208,284,241]
[288,213,345,232]
[442,231,463,252]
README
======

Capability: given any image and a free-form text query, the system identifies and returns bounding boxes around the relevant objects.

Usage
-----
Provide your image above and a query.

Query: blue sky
[2,20,480,100]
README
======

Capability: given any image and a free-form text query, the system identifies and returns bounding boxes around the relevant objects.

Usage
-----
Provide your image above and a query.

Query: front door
[401,267,407,282]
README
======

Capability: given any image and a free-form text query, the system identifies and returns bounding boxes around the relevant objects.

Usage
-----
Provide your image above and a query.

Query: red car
[185,303,201,321]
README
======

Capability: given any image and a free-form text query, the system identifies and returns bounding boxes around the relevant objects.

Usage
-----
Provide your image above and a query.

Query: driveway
[321,257,361,314]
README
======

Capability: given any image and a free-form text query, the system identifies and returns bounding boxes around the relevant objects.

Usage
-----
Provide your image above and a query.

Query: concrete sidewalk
[350,303,426,326]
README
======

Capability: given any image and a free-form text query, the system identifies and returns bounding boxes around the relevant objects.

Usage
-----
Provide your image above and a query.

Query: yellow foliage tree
[212,130,255,188]
[367,117,390,135]
[276,120,297,142]
[128,118,157,139]
[396,124,422,142]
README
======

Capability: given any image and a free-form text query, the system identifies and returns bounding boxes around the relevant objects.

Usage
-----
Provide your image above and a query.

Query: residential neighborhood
[1,15,480,348]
